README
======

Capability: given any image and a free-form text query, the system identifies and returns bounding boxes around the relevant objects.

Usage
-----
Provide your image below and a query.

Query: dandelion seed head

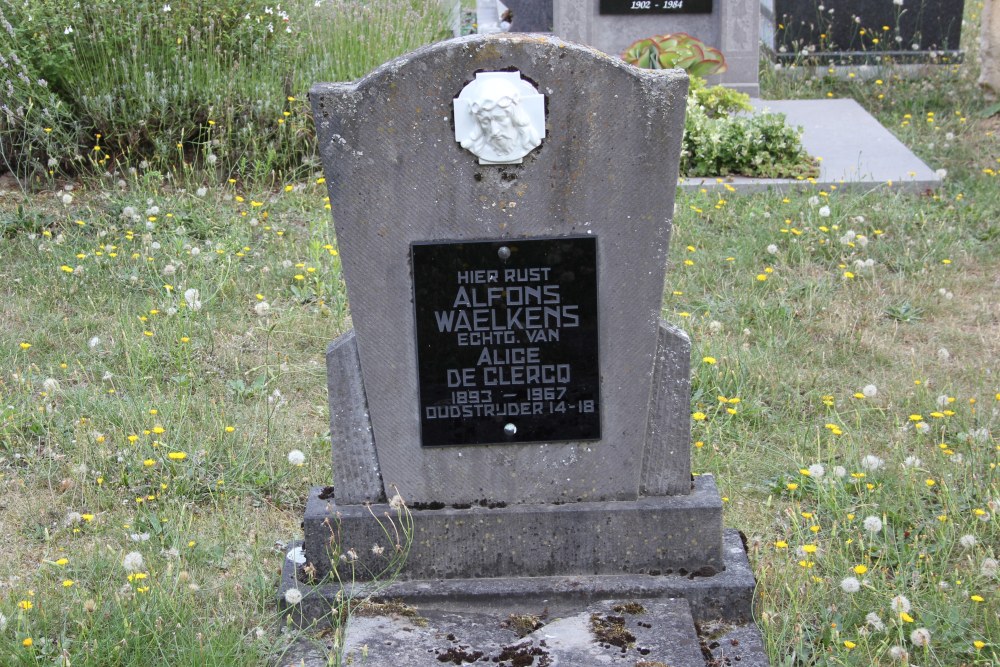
[287,449,305,466]
[864,515,883,533]
[840,576,861,593]
[866,612,885,631]
[862,384,877,398]
[861,455,884,471]
[910,627,931,647]
[122,551,144,572]
[890,594,911,613]
[284,588,303,605]
[980,557,998,577]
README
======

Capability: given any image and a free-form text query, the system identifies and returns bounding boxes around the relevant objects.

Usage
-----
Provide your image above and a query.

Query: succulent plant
[622,32,728,77]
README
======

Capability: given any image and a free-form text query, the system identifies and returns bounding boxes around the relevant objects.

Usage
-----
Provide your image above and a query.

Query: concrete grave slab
[682,98,942,193]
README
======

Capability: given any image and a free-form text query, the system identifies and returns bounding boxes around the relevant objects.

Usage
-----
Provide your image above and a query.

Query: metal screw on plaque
[497,246,511,260]
[504,423,517,436]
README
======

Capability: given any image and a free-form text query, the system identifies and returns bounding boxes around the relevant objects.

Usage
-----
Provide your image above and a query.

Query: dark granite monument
[279,32,767,666]
[762,0,966,65]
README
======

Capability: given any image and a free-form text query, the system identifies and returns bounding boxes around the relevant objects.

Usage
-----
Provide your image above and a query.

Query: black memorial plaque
[599,0,712,14]
[412,237,601,447]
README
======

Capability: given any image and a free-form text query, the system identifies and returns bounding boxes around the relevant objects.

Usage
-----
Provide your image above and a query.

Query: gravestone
[553,0,760,95]
[280,32,766,665]
[762,0,966,65]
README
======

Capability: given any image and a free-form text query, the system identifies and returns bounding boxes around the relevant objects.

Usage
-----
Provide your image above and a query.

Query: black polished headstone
[412,237,600,447]
[599,0,712,15]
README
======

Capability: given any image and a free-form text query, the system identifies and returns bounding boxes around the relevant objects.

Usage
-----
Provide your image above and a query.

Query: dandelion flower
[910,627,931,647]
[284,588,303,605]
[287,450,305,466]
[22,637,33,647]
[122,551,144,572]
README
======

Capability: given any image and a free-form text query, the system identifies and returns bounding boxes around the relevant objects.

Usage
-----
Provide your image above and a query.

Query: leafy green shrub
[682,96,817,178]
[0,0,451,185]
[621,34,816,179]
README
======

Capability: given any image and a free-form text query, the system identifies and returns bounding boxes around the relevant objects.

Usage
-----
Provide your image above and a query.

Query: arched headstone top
[311,33,690,505]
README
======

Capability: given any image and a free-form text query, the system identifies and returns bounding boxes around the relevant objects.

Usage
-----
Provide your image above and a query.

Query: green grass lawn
[1,3,999,666]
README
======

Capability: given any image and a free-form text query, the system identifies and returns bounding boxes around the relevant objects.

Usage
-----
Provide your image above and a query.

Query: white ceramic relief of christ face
[454,71,545,164]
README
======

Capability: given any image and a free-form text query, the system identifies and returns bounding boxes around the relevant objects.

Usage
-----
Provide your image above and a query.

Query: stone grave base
[277,530,764,665]
[300,475,724,583]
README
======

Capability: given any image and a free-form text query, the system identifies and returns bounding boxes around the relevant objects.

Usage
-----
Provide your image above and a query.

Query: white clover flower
[287,449,305,466]
[861,455,885,471]
[910,627,931,647]
[863,516,883,533]
[865,612,885,631]
[184,288,202,311]
[840,577,861,593]
[284,588,303,605]
[980,557,998,577]
[862,384,877,398]
[890,594,911,613]
[808,463,825,479]
[122,551,144,572]
[959,534,977,549]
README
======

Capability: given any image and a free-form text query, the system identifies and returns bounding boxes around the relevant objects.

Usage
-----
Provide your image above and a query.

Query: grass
[0,2,998,666]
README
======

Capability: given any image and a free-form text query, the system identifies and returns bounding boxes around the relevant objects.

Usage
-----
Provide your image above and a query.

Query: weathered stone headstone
[553,0,760,95]
[280,32,766,666]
